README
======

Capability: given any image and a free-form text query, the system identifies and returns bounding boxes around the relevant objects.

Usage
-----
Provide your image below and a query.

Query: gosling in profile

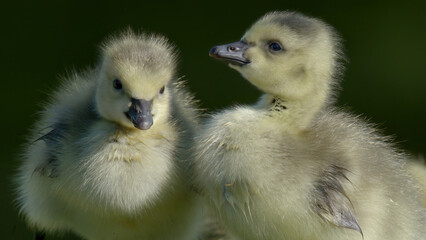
[191,11,425,240]
[15,30,202,240]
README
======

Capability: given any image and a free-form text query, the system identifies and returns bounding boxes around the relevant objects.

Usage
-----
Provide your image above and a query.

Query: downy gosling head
[96,33,177,130]
[210,11,342,131]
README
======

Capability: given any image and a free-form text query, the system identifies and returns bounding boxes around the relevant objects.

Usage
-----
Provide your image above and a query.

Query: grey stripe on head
[268,11,319,35]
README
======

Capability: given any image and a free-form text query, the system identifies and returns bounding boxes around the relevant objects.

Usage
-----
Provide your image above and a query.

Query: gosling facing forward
[15,30,202,240]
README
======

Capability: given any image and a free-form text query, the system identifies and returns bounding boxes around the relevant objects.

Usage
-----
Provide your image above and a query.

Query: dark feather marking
[270,97,287,111]
[32,87,99,178]
[310,165,363,236]
[35,123,68,144]
[33,123,68,178]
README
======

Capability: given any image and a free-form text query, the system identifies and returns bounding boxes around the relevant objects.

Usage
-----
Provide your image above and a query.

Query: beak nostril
[209,41,250,66]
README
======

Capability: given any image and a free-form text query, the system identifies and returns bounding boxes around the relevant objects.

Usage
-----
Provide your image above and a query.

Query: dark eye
[113,79,122,90]
[268,42,282,52]
[159,86,165,94]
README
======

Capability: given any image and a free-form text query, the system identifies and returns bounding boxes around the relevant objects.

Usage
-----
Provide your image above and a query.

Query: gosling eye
[113,79,122,90]
[268,41,283,52]
[159,86,165,94]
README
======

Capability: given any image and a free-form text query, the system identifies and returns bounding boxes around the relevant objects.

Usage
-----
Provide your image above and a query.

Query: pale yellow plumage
[191,11,426,240]
[15,30,203,240]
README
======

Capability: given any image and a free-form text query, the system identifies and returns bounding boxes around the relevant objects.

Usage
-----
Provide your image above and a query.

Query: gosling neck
[256,92,327,134]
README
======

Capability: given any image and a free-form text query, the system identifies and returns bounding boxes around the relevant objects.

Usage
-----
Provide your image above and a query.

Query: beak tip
[209,47,217,57]
[134,120,153,130]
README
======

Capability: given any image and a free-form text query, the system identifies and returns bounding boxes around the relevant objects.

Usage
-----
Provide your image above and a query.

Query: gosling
[15,30,202,240]
[191,11,426,240]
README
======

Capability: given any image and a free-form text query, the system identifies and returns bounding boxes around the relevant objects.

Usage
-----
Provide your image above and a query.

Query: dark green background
[2,0,425,239]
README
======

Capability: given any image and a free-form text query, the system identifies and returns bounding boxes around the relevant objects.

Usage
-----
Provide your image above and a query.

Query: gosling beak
[125,98,153,130]
[209,41,250,66]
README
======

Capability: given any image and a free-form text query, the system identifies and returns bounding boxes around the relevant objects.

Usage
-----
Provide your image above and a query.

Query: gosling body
[192,12,425,240]
[16,31,202,240]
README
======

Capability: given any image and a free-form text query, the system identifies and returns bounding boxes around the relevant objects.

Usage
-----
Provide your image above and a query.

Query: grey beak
[125,98,153,130]
[209,41,250,66]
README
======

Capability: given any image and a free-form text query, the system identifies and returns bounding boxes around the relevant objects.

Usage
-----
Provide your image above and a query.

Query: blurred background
[1,0,425,239]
